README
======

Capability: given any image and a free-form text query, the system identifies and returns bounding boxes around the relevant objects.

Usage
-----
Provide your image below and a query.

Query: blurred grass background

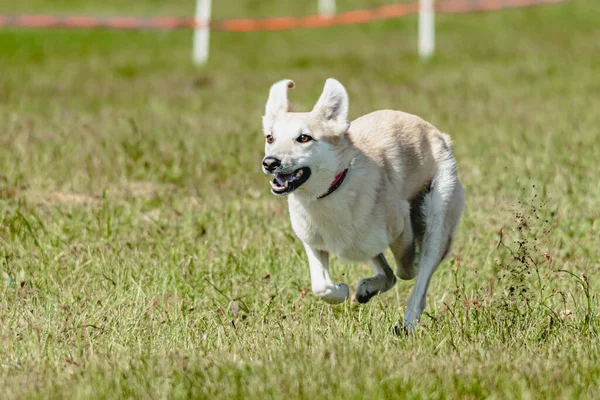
[0,0,599,398]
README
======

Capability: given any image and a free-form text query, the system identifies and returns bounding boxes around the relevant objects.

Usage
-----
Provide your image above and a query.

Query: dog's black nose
[262,156,281,172]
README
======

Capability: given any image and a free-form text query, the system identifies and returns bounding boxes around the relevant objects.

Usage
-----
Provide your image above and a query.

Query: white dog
[261,78,464,330]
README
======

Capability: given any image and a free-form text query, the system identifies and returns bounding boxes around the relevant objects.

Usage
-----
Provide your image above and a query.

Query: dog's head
[261,78,350,197]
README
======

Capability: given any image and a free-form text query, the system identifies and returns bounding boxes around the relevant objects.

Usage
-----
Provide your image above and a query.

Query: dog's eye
[297,134,314,143]
[266,135,274,144]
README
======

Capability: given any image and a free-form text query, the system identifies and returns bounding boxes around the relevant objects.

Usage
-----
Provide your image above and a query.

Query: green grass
[1,0,599,398]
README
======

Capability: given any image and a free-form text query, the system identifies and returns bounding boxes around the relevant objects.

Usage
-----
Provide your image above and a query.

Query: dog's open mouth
[269,167,311,195]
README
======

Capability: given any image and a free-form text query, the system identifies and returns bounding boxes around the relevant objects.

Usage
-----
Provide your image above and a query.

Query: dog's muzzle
[267,166,312,196]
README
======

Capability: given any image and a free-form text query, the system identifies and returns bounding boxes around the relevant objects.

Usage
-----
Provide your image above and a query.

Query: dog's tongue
[275,173,294,186]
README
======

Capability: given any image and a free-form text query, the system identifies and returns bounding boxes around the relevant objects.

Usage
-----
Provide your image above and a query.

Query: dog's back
[348,109,452,201]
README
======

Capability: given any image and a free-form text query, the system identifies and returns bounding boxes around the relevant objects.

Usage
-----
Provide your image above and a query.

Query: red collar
[317,169,348,200]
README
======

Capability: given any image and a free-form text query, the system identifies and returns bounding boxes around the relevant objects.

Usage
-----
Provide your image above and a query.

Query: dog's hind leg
[355,254,397,304]
[391,187,431,281]
[402,156,465,331]
[390,211,417,281]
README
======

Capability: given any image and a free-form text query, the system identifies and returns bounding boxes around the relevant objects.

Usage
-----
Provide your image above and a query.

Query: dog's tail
[439,132,454,153]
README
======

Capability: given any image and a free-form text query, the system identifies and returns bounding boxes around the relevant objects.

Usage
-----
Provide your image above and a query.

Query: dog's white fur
[261,78,464,330]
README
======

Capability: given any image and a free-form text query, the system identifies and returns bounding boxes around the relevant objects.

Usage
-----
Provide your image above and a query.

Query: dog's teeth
[296,169,303,177]
[283,181,289,189]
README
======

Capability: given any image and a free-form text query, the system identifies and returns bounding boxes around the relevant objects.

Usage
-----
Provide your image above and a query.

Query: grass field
[1,0,599,398]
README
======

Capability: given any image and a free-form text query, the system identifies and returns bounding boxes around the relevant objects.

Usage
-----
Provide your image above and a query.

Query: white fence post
[418,0,435,61]
[193,0,212,65]
[318,0,336,16]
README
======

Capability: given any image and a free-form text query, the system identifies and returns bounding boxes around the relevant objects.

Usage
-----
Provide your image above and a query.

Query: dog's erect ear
[263,79,295,131]
[312,78,350,134]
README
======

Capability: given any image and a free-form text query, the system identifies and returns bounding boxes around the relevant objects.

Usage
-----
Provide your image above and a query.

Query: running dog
[261,78,464,330]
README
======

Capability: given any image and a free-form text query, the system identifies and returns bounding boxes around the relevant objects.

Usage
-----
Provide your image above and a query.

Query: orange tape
[437,0,564,12]
[0,0,570,31]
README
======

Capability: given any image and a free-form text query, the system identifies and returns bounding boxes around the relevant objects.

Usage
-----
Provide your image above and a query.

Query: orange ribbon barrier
[0,0,569,31]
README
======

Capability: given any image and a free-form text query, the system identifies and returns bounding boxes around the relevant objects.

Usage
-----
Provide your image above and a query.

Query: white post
[318,0,336,16]
[193,0,212,65]
[418,0,435,61]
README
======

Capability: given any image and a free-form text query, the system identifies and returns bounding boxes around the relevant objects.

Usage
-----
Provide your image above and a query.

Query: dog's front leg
[355,254,397,304]
[304,243,349,304]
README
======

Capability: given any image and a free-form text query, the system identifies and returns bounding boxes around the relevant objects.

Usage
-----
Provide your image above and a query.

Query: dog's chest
[288,199,397,262]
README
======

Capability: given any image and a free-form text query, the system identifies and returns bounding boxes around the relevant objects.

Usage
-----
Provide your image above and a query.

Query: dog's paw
[403,308,420,332]
[314,283,349,304]
[392,323,415,337]
[355,281,378,304]
[355,276,391,304]
[399,312,419,337]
